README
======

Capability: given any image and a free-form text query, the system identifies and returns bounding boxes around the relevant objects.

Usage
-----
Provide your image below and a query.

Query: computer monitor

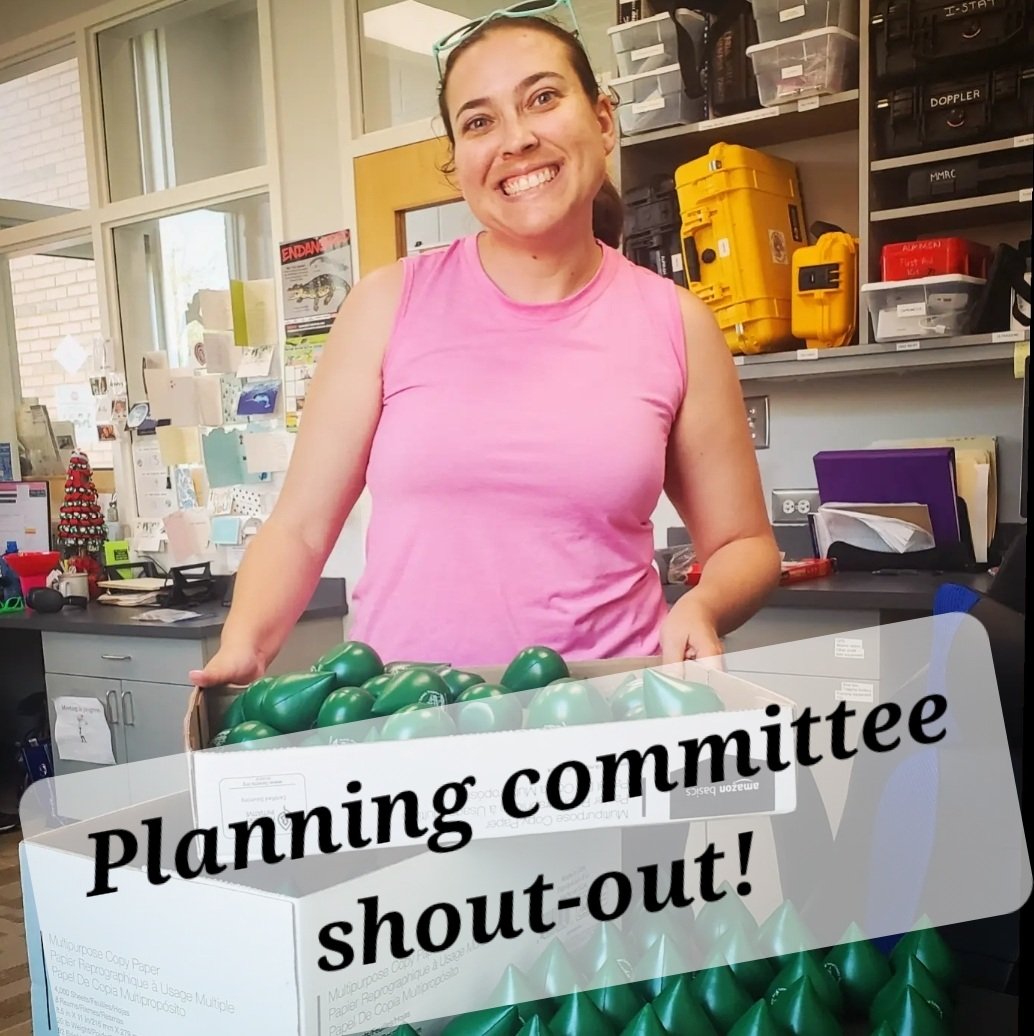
[0,480,51,553]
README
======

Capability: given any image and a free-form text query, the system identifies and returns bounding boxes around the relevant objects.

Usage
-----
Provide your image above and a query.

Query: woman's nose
[500,115,538,157]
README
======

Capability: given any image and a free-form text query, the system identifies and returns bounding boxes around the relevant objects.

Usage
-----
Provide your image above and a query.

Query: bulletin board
[0,481,52,553]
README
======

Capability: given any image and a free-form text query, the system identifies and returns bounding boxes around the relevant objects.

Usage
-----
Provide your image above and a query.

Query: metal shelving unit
[870,133,1034,172]
[871,190,1033,226]
[619,90,859,153]
[733,333,1027,382]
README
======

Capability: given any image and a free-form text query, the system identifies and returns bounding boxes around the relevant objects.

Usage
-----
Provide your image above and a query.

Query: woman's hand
[660,592,723,667]
[189,640,267,689]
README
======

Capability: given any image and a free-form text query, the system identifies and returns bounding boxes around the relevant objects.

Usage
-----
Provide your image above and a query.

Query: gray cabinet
[43,633,210,777]
[44,672,127,774]
[42,615,345,776]
[119,680,196,764]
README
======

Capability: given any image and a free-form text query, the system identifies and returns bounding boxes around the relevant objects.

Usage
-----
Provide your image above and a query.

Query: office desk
[0,579,348,780]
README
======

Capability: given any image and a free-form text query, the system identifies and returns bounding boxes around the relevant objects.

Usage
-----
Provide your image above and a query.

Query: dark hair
[436,15,624,249]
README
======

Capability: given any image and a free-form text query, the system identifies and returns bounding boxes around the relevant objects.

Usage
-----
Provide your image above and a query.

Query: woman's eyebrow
[454,71,566,119]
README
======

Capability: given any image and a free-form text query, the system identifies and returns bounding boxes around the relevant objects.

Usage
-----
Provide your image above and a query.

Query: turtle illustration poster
[279,229,354,337]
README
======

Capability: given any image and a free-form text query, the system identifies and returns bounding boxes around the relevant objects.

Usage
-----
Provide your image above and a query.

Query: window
[0,52,89,229]
[112,194,272,401]
[7,239,112,469]
[357,0,616,133]
[97,0,266,202]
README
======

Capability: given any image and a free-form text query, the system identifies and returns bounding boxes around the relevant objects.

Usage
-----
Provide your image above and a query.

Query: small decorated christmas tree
[56,450,107,557]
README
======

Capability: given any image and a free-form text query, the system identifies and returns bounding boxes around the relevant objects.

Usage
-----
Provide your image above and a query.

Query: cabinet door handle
[101,654,132,661]
[106,689,120,724]
[121,690,135,726]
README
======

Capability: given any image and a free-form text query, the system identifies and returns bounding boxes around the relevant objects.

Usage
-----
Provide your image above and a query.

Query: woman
[192,7,779,686]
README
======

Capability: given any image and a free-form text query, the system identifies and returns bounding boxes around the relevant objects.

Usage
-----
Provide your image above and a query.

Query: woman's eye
[464,115,490,132]
[531,89,557,106]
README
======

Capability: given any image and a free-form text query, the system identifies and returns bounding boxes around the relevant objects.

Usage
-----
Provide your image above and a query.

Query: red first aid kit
[881,238,992,282]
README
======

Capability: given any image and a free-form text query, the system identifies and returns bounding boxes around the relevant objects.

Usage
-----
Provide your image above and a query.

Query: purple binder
[813,447,961,546]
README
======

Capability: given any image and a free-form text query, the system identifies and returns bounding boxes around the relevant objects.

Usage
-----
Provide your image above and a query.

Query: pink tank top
[348,234,687,668]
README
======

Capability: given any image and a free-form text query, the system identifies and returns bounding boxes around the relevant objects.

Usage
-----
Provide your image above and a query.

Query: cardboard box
[22,657,797,1036]
[22,797,620,1036]
[182,658,796,863]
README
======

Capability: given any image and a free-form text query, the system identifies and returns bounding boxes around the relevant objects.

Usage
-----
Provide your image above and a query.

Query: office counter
[0,579,348,779]
[665,570,995,613]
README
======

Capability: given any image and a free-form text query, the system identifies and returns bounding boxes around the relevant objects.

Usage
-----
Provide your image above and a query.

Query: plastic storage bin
[749,0,858,44]
[792,230,859,348]
[861,275,986,342]
[881,238,992,281]
[746,26,858,107]
[611,64,702,136]
[608,11,705,77]
[675,143,807,354]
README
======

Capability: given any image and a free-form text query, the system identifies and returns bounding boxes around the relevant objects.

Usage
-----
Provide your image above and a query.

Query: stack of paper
[870,436,997,563]
[812,504,936,559]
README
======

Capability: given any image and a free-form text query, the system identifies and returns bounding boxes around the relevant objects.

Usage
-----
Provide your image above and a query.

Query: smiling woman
[195,5,780,689]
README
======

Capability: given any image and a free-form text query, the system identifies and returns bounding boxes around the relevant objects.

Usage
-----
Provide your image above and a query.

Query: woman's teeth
[501,166,558,196]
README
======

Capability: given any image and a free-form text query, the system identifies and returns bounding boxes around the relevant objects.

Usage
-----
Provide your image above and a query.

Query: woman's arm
[190,261,405,686]
[660,288,781,663]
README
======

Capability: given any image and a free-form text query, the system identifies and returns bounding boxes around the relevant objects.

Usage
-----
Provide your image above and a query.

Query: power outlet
[744,395,769,449]
[772,488,821,524]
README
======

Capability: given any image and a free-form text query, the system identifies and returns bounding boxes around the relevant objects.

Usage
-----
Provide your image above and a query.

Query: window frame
[0,0,283,527]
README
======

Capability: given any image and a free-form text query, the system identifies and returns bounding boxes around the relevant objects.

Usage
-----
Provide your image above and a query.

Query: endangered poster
[280,229,353,338]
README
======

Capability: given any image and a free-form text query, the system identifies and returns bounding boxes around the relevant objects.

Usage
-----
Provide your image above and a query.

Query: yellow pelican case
[791,229,859,349]
[675,143,806,354]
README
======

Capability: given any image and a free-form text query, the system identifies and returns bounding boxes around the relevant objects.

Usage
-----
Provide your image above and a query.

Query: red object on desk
[681,558,834,586]
[3,551,61,597]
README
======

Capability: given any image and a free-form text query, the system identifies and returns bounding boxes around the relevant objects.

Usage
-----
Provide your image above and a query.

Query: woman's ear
[596,91,618,156]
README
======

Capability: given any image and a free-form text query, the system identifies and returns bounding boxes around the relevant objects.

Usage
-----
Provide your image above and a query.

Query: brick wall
[1,59,110,467]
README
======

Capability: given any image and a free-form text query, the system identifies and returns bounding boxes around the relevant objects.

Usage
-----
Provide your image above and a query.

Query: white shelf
[871,134,1034,171]
[870,190,1032,224]
[734,333,1026,382]
[618,90,859,152]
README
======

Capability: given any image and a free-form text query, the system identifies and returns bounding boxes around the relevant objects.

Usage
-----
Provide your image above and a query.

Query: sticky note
[203,330,240,374]
[156,426,201,466]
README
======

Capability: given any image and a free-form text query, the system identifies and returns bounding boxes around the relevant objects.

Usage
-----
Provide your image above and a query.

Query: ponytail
[593,176,625,250]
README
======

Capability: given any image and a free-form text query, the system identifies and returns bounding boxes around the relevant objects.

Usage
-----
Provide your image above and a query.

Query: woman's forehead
[446,28,574,105]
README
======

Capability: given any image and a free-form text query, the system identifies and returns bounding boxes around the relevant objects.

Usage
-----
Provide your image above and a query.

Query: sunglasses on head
[432,0,581,80]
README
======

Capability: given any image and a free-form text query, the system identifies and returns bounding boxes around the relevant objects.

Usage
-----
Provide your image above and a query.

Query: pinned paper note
[202,330,240,375]
[194,373,225,426]
[163,509,211,562]
[211,514,243,545]
[54,335,88,375]
[194,288,234,331]
[174,466,199,509]
[133,519,166,552]
[244,429,294,473]
[202,427,248,488]
[157,425,202,466]
[231,278,278,346]
[53,697,116,765]
[207,486,234,515]
[146,369,198,426]
[236,345,275,379]
[231,486,268,517]
[237,380,280,417]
